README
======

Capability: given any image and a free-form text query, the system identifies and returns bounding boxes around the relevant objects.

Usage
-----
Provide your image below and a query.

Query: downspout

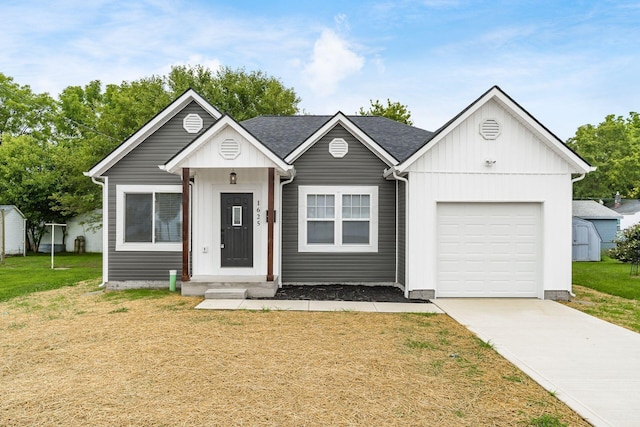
[278,168,296,287]
[391,169,409,298]
[569,173,587,298]
[91,176,108,288]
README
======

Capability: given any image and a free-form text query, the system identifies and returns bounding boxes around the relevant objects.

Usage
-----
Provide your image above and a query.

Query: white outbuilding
[0,205,27,256]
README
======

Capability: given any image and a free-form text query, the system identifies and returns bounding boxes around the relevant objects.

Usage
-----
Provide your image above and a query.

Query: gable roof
[241,114,432,163]
[0,205,25,219]
[161,114,292,174]
[391,85,594,175]
[85,89,222,177]
[573,200,622,219]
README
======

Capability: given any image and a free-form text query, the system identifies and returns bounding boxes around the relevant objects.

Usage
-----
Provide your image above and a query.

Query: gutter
[571,173,586,183]
[278,168,296,287]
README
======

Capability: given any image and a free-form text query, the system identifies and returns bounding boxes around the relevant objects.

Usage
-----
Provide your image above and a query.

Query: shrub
[609,223,640,263]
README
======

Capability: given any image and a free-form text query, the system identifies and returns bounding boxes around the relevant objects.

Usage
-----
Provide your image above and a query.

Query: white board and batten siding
[404,99,576,298]
[178,126,277,170]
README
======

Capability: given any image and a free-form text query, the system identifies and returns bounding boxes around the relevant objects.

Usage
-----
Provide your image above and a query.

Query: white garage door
[437,203,541,297]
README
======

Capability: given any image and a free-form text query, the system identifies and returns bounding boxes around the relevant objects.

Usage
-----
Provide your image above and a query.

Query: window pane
[308,221,334,244]
[343,221,369,244]
[155,193,182,243]
[308,194,335,219]
[125,194,152,242]
[343,194,371,219]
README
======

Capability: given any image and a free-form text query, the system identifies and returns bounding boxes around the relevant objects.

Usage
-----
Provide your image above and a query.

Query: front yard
[3,254,639,425]
[1,278,587,426]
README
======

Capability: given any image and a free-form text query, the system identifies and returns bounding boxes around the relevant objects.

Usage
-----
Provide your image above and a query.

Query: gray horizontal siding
[282,125,396,283]
[105,102,216,281]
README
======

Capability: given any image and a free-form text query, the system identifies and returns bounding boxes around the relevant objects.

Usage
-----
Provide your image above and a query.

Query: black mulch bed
[257,284,429,303]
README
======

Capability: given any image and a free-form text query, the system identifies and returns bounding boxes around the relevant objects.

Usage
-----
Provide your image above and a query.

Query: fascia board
[86,89,221,177]
[284,113,398,166]
[163,116,292,174]
[490,91,594,173]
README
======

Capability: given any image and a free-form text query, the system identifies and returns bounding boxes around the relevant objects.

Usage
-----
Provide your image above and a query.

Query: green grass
[572,256,640,300]
[0,253,102,302]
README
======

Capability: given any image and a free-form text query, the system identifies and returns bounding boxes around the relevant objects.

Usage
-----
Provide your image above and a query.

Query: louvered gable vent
[480,119,501,140]
[219,138,241,159]
[183,113,203,133]
[329,138,348,158]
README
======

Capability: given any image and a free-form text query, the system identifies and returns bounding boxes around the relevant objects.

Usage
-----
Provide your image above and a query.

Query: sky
[1,0,639,140]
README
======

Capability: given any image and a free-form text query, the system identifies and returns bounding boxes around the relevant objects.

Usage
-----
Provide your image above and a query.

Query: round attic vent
[183,113,203,133]
[329,138,348,158]
[219,138,241,160]
[480,119,501,140]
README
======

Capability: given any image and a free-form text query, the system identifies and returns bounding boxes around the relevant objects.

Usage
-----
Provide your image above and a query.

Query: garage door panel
[437,203,541,298]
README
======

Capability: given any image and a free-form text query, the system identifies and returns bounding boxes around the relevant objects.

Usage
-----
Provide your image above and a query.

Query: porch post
[181,168,190,282]
[267,167,275,282]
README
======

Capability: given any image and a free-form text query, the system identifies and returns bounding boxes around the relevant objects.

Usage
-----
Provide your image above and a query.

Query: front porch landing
[182,275,278,298]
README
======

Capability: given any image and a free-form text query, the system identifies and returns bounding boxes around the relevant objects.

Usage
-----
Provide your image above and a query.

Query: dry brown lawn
[1,281,589,426]
[565,284,640,333]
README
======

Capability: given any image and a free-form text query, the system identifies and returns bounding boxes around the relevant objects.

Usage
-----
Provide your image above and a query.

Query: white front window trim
[116,185,183,252]
[298,185,378,253]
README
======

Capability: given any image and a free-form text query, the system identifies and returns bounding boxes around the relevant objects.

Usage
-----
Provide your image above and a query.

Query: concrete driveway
[433,299,640,427]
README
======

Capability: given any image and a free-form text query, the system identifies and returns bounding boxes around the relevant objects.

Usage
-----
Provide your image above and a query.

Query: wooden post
[267,168,275,282]
[181,168,190,282]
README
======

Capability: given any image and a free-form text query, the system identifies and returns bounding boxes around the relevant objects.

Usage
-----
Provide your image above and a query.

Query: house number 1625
[256,200,261,226]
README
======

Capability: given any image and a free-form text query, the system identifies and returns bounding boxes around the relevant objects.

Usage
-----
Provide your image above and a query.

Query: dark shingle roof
[241,115,433,162]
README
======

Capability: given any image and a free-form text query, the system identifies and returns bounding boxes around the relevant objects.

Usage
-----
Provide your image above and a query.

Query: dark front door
[221,193,253,267]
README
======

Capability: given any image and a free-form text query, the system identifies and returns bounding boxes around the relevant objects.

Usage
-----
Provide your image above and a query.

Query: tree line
[0,65,412,251]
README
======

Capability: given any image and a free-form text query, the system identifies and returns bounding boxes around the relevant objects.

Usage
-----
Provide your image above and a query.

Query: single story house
[0,205,26,256]
[572,200,621,251]
[86,86,593,300]
[609,199,640,230]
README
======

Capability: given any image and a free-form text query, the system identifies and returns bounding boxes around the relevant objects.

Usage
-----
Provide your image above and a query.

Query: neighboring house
[609,199,640,230]
[39,210,103,253]
[0,205,26,256]
[572,200,621,252]
[85,86,593,300]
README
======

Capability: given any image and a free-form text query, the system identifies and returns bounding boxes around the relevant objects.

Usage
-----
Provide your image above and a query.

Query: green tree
[0,135,64,251]
[166,65,300,120]
[0,73,56,144]
[567,113,640,199]
[357,99,413,125]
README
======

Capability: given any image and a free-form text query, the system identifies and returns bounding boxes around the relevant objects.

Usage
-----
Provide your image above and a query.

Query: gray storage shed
[572,217,601,261]
[0,205,27,256]
[572,201,622,251]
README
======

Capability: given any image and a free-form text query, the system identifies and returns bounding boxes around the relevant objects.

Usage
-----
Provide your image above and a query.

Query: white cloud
[302,29,365,97]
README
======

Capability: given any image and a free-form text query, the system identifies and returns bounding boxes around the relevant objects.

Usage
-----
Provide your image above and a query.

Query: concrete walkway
[433,299,640,427]
[195,299,443,313]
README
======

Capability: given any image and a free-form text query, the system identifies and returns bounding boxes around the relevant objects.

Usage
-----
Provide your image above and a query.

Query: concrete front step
[204,288,248,299]
[182,276,278,298]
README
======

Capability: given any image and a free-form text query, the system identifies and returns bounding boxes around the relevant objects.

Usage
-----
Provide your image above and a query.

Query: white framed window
[116,185,182,251]
[298,186,378,252]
